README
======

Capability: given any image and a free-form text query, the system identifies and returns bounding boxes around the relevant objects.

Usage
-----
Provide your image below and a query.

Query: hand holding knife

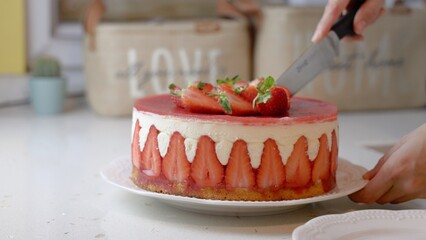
[276,0,367,96]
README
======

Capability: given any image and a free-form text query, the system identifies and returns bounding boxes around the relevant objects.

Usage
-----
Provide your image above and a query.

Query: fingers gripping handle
[331,0,367,39]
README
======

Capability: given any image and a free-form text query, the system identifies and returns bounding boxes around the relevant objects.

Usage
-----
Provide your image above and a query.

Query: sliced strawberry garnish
[239,85,258,103]
[281,86,291,109]
[233,80,249,89]
[256,139,286,190]
[162,132,191,183]
[285,136,312,188]
[250,77,264,87]
[330,130,338,179]
[169,84,184,108]
[189,81,215,94]
[312,134,330,183]
[218,83,257,116]
[169,76,291,116]
[256,86,290,116]
[181,86,224,114]
[132,120,142,170]
[140,125,162,177]
[190,136,224,187]
[225,140,256,189]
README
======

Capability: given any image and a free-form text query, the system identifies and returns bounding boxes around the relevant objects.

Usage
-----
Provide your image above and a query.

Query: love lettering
[116,48,223,98]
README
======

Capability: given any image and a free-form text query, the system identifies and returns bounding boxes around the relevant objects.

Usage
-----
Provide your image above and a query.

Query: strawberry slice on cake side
[162,132,191,192]
[190,136,225,192]
[256,139,286,192]
[139,126,162,177]
[285,136,312,189]
[225,140,256,190]
[312,134,331,186]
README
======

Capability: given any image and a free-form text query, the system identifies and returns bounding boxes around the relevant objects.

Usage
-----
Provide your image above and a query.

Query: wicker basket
[84,1,251,116]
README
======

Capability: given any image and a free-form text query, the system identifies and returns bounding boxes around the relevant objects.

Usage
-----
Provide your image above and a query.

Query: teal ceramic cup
[29,77,66,115]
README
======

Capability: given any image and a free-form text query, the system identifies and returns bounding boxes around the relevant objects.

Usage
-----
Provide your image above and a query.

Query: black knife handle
[331,0,367,39]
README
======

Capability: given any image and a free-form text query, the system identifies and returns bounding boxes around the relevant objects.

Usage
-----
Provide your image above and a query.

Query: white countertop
[1,98,425,240]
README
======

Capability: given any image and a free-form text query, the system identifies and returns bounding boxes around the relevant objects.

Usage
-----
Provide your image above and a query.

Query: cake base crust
[132,167,336,201]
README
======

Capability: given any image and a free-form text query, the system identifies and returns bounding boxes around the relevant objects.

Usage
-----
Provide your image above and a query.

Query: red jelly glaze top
[134,94,337,125]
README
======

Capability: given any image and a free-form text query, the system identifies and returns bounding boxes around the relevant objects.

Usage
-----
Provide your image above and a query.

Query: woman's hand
[349,124,426,204]
[312,0,385,43]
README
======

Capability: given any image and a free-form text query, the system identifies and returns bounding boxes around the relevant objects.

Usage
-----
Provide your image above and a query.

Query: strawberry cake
[131,77,338,201]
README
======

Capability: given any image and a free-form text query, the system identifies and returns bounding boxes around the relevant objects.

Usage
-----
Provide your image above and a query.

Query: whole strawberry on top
[169,76,291,116]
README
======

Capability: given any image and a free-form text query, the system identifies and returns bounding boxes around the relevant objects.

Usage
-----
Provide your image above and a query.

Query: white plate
[100,156,367,216]
[293,209,426,240]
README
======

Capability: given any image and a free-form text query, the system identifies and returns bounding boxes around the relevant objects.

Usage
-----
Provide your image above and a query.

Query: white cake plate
[293,209,426,240]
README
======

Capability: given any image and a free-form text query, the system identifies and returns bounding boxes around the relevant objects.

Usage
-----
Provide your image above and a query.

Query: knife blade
[276,0,366,96]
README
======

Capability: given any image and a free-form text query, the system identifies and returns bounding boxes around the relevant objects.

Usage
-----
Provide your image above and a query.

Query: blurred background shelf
[0,0,425,111]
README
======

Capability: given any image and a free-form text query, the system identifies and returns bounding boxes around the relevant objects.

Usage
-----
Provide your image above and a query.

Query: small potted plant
[29,55,67,115]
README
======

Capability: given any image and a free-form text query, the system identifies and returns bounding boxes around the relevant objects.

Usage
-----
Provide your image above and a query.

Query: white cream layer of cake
[132,108,338,169]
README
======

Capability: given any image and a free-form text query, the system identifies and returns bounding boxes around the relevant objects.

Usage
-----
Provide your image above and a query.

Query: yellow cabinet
[0,0,26,74]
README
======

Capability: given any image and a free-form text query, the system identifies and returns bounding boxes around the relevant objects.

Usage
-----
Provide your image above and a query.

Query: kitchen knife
[276,0,366,96]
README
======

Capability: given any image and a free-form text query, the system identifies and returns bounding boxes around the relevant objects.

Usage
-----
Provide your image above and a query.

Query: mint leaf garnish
[217,75,241,85]
[254,76,276,104]
[218,92,232,114]
[233,85,247,95]
[196,81,206,90]
[169,84,182,96]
